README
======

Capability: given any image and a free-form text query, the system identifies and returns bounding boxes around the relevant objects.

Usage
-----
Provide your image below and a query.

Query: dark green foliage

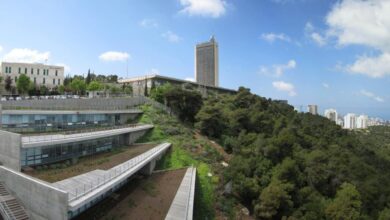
[4,76,12,92]
[16,74,31,94]
[195,87,390,219]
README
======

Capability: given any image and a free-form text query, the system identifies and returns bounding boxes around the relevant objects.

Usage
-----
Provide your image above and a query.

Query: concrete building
[357,115,368,129]
[336,118,344,127]
[324,109,338,122]
[0,62,64,90]
[344,113,357,129]
[195,36,219,87]
[118,74,235,97]
[308,105,318,115]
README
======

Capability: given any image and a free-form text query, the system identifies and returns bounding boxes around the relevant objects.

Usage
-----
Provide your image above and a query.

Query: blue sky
[0,0,389,119]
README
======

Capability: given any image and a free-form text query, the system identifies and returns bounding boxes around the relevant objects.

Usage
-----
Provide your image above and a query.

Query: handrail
[67,143,170,202]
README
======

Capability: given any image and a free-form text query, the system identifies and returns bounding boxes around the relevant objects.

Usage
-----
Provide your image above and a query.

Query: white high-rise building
[356,115,368,129]
[344,113,357,129]
[195,36,219,87]
[324,109,338,122]
[308,104,318,115]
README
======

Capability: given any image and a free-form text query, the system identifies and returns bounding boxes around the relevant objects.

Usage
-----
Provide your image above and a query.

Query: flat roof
[0,61,64,69]
[118,74,236,93]
[1,109,142,115]
[21,124,153,148]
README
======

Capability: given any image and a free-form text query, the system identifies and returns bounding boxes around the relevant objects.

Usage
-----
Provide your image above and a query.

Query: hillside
[144,85,390,219]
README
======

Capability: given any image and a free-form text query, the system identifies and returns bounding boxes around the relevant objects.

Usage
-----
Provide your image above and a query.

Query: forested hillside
[151,85,390,219]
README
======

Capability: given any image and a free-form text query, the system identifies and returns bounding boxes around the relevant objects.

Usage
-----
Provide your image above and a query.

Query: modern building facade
[308,105,318,115]
[324,109,338,122]
[195,36,219,87]
[0,109,141,133]
[0,62,64,89]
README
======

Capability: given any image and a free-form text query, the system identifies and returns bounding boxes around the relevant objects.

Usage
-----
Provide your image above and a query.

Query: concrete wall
[127,129,149,145]
[0,166,68,220]
[0,96,149,110]
[0,129,21,171]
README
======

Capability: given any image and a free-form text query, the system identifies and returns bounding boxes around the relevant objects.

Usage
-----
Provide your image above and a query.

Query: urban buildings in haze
[356,115,368,129]
[195,36,219,87]
[324,109,338,122]
[344,113,357,129]
[308,104,318,115]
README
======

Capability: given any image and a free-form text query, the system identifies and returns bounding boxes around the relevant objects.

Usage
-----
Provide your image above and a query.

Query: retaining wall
[0,166,68,220]
[0,130,21,171]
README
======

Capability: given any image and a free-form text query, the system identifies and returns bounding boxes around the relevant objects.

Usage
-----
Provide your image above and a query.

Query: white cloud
[261,33,291,43]
[322,83,330,88]
[346,53,390,78]
[360,89,384,102]
[259,60,296,77]
[185,77,195,82]
[305,22,327,46]
[310,32,326,46]
[139,19,158,28]
[2,48,50,63]
[99,51,130,62]
[179,0,227,18]
[162,31,181,43]
[273,81,297,96]
[325,0,390,78]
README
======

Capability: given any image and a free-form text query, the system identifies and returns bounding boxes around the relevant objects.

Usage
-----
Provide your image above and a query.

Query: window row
[4,66,59,76]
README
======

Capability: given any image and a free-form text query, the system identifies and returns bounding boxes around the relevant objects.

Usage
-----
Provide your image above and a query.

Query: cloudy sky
[0,0,389,118]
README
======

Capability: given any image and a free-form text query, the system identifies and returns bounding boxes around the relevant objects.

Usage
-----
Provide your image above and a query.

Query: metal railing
[21,124,151,144]
[66,143,170,201]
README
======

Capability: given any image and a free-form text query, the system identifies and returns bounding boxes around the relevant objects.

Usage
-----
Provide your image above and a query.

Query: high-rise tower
[195,36,219,87]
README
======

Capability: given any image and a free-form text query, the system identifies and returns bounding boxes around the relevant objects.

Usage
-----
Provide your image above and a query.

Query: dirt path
[24,144,157,182]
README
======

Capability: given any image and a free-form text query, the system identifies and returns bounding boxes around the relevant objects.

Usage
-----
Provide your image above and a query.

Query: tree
[123,85,133,95]
[254,180,294,219]
[87,81,103,91]
[5,76,12,92]
[195,104,226,138]
[144,78,148,96]
[325,182,361,220]
[379,208,390,220]
[85,69,92,84]
[39,85,48,95]
[150,83,173,104]
[70,79,86,95]
[0,76,3,83]
[58,85,65,94]
[16,74,31,95]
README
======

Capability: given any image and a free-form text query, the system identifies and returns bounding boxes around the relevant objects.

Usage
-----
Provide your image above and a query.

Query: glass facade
[21,135,126,166]
[1,113,122,133]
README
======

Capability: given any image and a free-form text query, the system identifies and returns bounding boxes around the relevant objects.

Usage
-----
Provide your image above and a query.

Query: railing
[21,124,151,144]
[0,201,15,220]
[66,143,170,202]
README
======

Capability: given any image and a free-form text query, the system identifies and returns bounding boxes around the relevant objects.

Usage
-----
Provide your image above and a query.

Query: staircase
[0,182,29,220]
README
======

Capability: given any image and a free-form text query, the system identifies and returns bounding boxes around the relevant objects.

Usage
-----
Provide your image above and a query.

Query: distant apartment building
[0,62,64,89]
[344,113,357,129]
[336,117,344,127]
[356,115,368,129]
[324,109,338,122]
[195,36,219,87]
[308,104,318,115]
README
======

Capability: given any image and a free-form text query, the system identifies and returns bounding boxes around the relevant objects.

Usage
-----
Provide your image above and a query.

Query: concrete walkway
[51,143,171,212]
[21,124,153,148]
[165,167,196,220]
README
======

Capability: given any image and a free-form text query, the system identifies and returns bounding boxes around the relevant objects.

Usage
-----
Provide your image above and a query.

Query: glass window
[9,67,11,73]
[43,78,45,84]
[53,79,55,85]
[18,67,21,74]
[25,68,27,74]
[55,70,58,76]
[31,68,34,74]
[34,78,36,84]
[58,79,61,85]
[15,76,17,82]
[37,69,40,75]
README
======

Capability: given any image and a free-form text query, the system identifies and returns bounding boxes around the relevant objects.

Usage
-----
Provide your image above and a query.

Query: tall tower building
[195,36,219,87]
[344,113,357,129]
[324,109,338,122]
[307,105,318,115]
[356,115,368,129]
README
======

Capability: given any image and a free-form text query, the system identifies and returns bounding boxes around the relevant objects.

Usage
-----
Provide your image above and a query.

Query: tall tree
[4,76,12,92]
[70,79,86,95]
[16,74,31,95]
[85,69,92,84]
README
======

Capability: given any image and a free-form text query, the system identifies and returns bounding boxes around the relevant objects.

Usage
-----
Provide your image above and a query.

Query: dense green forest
[151,85,390,219]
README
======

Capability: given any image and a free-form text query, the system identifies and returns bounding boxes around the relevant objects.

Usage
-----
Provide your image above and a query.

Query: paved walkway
[165,167,196,220]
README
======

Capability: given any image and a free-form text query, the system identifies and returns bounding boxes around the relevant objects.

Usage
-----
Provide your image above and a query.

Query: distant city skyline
[0,0,389,119]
